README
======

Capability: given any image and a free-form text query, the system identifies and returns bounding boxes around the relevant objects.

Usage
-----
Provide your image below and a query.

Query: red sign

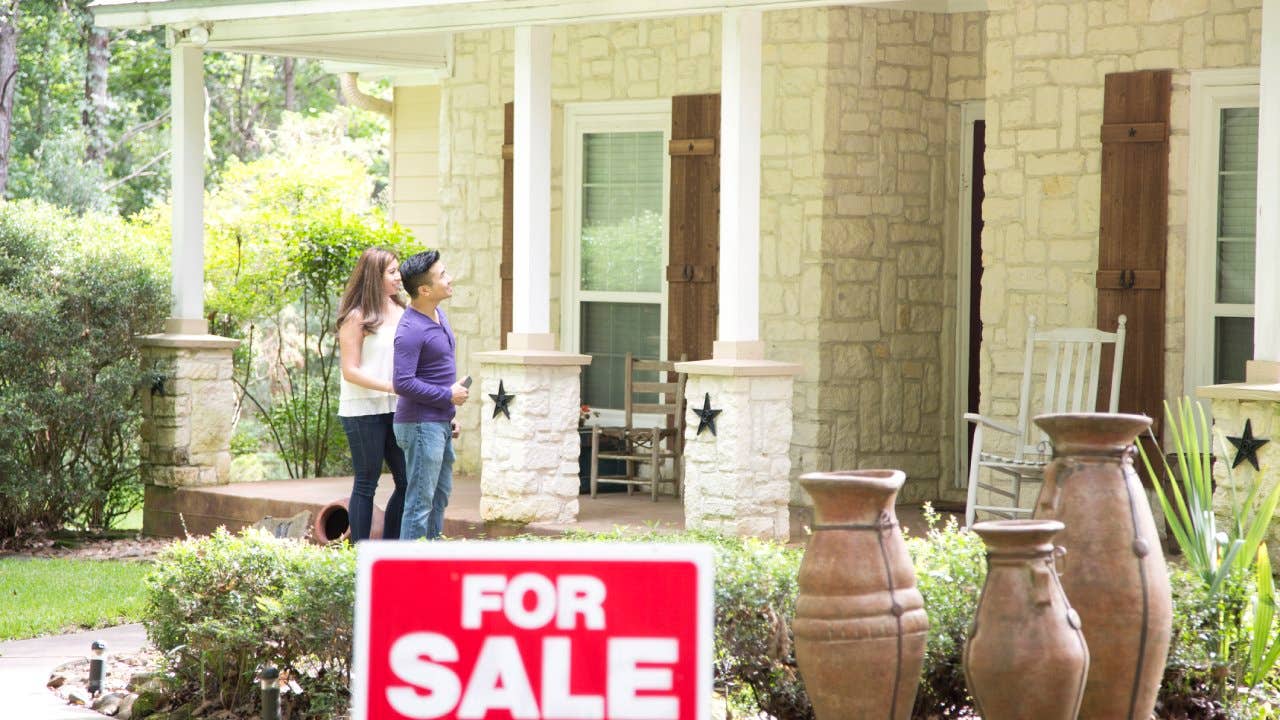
[353,542,714,720]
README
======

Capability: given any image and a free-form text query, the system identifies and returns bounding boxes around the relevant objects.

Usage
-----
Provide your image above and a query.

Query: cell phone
[461,375,472,388]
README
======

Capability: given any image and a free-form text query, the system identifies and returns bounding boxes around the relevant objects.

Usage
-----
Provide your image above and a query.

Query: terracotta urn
[964,519,1089,720]
[1032,413,1171,720]
[794,469,928,720]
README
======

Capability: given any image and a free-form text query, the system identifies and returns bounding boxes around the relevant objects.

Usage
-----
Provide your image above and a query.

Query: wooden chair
[589,353,687,501]
[964,314,1128,527]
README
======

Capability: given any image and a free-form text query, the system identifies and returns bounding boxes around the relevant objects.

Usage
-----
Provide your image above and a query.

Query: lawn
[0,558,152,641]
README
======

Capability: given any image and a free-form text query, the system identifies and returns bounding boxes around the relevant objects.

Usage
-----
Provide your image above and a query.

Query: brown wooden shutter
[668,94,720,362]
[500,102,514,349]
[1096,70,1170,436]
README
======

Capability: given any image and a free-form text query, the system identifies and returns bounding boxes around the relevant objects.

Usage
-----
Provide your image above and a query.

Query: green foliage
[1141,396,1280,707]
[580,210,664,292]
[0,200,167,537]
[906,507,987,716]
[127,128,414,478]
[146,529,355,718]
[0,557,152,641]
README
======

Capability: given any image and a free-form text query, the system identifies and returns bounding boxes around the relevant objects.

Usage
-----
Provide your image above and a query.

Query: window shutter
[1095,70,1171,440]
[501,102,513,349]
[667,94,720,362]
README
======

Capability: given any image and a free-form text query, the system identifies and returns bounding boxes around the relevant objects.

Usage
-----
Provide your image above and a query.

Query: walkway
[0,624,147,720]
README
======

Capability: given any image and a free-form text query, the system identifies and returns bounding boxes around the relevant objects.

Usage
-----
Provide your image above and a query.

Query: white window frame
[1186,68,1260,395]
[954,100,984,489]
[561,100,672,422]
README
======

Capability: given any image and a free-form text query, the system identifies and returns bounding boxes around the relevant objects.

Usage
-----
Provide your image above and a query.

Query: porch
[140,473,957,543]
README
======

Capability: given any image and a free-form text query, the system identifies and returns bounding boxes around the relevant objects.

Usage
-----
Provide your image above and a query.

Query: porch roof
[91,0,986,67]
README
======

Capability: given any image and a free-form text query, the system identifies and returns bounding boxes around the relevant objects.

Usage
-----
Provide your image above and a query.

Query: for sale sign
[353,542,714,720]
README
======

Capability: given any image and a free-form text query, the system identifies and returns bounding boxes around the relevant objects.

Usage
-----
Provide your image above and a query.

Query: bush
[907,508,987,717]
[0,200,167,538]
[146,529,354,719]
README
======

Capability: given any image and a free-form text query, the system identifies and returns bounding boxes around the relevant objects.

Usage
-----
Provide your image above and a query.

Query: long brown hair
[336,247,405,334]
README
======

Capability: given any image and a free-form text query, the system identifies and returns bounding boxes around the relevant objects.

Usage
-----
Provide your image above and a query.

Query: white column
[1253,0,1280,367]
[511,25,553,350]
[716,9,763,360]
[169,43,207,336]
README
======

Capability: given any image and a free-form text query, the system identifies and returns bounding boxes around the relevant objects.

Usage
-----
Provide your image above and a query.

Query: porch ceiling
[93,0,986,66]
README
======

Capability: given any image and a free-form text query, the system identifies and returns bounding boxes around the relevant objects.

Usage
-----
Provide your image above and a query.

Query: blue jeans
[394,421,454,540]
[340,413,406,542]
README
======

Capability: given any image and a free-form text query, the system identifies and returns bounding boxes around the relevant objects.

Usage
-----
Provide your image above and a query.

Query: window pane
[1214,317,1253,384]
[580,131,664,293]
[1216,106,1258,304]
[580,302,661,410]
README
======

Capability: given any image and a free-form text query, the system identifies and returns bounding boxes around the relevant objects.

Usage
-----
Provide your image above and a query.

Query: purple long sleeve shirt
[393,305,457,423]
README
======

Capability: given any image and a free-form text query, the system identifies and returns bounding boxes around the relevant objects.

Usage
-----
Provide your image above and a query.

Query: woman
[336,247,407,541]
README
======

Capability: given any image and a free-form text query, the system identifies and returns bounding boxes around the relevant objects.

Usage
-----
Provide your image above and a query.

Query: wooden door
[1096,70,1171,435]
[667,94,720,363]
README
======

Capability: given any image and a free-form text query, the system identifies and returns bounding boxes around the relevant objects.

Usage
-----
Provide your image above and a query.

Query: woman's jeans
[340,413,407,541]
[394,420,454,540]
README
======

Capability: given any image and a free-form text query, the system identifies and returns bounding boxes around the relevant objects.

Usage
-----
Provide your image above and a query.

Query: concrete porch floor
[143,473,960,544]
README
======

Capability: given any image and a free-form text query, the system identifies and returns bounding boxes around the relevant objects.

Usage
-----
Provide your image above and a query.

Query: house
[92,0,1279,540]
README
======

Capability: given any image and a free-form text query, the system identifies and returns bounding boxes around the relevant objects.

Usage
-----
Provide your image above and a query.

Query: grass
[0,558,152,641]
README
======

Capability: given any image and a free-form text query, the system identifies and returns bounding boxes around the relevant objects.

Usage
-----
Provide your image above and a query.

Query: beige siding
[391,85,441,248]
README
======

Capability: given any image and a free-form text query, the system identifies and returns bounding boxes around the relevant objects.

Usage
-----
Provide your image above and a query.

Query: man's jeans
[394,420,454,540]
[339,413,406,542]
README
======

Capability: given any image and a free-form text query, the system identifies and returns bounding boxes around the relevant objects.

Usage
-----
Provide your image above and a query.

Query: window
[1188,71,1258,390]
[562,102,670,412]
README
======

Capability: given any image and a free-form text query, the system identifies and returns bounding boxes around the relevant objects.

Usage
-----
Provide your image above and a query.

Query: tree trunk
[282,57,296,112]
[82,24,110,164]
[0,1,19,196]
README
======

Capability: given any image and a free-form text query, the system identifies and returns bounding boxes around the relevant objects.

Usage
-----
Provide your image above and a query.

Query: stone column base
[676,357,802,540]
[475,347,591,524]
[138,331,240,535]
[1199,377,1280,567]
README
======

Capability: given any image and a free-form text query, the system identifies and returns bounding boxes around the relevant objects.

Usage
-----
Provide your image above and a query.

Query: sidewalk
[0,624,147,720]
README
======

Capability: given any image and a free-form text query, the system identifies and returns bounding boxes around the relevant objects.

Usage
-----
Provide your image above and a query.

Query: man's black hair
[400,249,440,299]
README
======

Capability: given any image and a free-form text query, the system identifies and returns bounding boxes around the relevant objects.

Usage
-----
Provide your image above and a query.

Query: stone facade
[977,0,1263,445]
[422,8,982,505]
[138,340,238,488]
[812,9,973,504]
[476,360,584,523]
[682,371,796,539]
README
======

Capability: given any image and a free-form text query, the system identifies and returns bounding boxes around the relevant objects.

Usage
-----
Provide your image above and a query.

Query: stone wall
[432,8,978,502]
[978,0,1263,440]
[139,343,237,487]
[813,8,964,503]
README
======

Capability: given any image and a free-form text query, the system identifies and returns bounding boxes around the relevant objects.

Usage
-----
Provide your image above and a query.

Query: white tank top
[338,317,399,417]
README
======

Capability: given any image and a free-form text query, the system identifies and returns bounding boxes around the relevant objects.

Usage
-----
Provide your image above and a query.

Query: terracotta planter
[313,497,385,543]
[964,519,1088,720]
[1033,413,1171,720]
[794,469,928,720]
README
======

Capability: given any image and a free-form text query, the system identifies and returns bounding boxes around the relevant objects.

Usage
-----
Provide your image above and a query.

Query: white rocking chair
[964,314,1127,527]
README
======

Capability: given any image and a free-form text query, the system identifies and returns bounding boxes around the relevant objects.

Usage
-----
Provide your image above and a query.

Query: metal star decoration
[1227,418,1269,472]
[692,392,722,437]
[489,380,515,420]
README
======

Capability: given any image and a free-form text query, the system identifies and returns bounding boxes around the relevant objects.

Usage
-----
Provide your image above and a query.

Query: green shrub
[0,200,167,538]
[146,529,355,718]
[907,508,987,717]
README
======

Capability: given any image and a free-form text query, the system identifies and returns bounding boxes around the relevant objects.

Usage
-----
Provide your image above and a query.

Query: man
[392,249,468,540]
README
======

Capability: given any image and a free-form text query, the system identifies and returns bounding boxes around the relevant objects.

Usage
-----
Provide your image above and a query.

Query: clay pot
[794,469,928,720]
[312,498,385,543]
[1033,413,1171,720]
[964,519,1089,720]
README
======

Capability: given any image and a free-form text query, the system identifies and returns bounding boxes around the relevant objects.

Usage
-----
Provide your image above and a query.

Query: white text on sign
[385,572,679,720]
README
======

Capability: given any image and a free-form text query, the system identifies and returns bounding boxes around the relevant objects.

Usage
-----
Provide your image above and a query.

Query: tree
[0,0,19,196]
